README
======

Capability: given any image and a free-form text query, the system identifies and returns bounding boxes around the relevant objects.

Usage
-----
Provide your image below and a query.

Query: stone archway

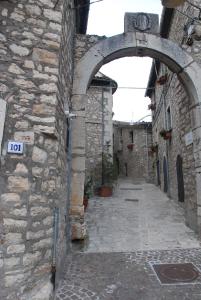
[70,22,201,240]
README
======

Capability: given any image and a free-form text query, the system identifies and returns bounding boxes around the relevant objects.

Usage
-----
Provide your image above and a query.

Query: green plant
[102,152,116,187]
[84,176,93,198]
[159,128,172,140]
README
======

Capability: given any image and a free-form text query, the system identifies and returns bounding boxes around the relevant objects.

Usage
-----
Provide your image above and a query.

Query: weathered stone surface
[43,216,53,226]
[26,230,45,240]
[23,251,41,266]
[14,79,36,89]
[4,257,20,269]
[124,12,159,34]
[8,176,29,192]
[30,206,51,217]
[5,274,25,287]
[9,44,30,56]
[11,208,27,217]
[4,218,27,229]
[25,115,56,123]
[26,5,42,16]
[5,233,22,244]
[39,82,57,92]
[7,243,25,254]
[71,223,87,240]
[1,193,21,207]
[32,238,52,250]
[14,163,28,174]
[32,167,43,177]
[32,146,47,164]
[33,48,58,65]
[8,63,25,74]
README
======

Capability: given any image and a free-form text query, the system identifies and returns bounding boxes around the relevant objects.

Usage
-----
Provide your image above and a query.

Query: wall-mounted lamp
[161,0,186,8]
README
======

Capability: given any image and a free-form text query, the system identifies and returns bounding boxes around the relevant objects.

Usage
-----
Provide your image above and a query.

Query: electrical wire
[186,0,201,11]
[175,8,201,24]
[71,0,104,9]
[119,86,155,90]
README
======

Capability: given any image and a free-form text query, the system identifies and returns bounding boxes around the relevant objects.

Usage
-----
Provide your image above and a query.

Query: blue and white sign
[7,141,24,154]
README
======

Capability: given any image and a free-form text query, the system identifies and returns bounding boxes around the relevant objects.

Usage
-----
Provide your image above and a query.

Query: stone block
[9,44,29,56]
[33,48,58,66]
[8,176,29,192]
[32,238,52,250]
[7,243,25,254]
[4,257,20,269]
[5,233,22,244]
[124,13,159,34]
[14,163,28,174]
[5,274,24,287]
[4,218,27,229]
[71,222,87,240]
[23,251,41,266]
[32,146,47,164]
[1,193,21,207]
[26,230,45,240]
[30,206,51,217]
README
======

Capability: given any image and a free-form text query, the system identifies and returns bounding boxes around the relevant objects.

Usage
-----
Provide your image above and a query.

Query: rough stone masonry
[0,0,76,299]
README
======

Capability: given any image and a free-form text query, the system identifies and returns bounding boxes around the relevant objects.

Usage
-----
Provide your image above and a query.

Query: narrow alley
[55,179,201,300]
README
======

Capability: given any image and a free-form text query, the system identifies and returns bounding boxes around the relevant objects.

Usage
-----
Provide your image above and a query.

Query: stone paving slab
[55,248,201,300]
[55,180,201,299]
[82,181,200,252]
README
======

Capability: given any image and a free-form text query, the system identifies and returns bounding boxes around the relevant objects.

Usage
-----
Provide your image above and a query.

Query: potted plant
[159,128,172,140]
[148,103,156,110]
[148,144,158,155]
[98,152,116,197]
[156,73,168,85]
[83,176,93,211]
[127,143,134,150]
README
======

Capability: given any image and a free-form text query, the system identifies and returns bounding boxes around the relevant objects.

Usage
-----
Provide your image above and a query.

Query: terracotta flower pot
[98,186,113,197]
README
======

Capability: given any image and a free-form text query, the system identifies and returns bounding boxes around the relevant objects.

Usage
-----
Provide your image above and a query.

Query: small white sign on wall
[185,131,193,146]
[7,141,24,154]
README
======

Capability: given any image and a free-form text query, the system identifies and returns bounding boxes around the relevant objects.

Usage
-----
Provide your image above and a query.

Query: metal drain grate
[124,198,139,202]
[120,188,142,191]
[151,263,200,285]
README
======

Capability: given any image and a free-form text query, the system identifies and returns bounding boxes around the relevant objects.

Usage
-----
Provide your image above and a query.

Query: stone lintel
[124,12,159,34]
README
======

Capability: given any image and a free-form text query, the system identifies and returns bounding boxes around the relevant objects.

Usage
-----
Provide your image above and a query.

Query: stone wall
[86,85,114,190]
[113,122,154,183]
[0,0,75,298]
[149,1,201,232]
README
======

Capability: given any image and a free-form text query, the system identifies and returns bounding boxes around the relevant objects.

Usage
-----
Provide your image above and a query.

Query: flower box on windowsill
[127,143,134,150]
[159,129,172,140]
[156,74,168,85]
[149,144,158,154]
[148,103,156,110]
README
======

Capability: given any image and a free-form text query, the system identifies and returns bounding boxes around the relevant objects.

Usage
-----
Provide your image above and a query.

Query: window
[129,131,134,143]
[167,107,172,130]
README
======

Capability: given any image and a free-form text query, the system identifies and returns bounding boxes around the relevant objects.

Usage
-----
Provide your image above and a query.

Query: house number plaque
[7,141,24,154]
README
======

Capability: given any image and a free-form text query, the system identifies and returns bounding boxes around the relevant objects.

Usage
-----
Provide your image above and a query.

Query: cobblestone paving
[55,249,201,300]
[55,180,201,299]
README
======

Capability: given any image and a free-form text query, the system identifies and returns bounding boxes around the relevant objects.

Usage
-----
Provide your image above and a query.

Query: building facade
[146,2,201,232]
[0,0,90,299]
[113,121,154,183]
[86,72,117,190]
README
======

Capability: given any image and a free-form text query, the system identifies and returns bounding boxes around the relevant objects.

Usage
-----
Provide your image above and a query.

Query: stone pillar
[70,94,87,240]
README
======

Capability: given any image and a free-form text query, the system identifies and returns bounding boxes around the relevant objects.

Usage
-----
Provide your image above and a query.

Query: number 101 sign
[7,141,24,154]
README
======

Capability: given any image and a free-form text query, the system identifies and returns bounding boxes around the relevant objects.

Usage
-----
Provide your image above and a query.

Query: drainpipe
[163,87,171,197]
[101,88,104,185]
[51,207,59,289]
[145,125,149,182]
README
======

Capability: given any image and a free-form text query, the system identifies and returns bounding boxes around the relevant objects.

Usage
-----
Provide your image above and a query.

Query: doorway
[176,155,185,202]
